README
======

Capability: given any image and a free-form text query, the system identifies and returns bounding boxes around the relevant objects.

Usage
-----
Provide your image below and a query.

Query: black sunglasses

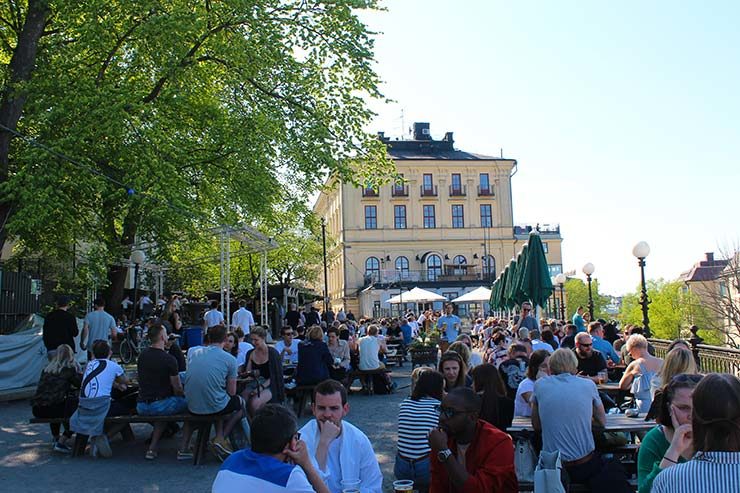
[435,405,472,419]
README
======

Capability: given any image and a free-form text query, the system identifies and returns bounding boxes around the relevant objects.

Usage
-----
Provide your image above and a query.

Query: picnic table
[507,413,655,434]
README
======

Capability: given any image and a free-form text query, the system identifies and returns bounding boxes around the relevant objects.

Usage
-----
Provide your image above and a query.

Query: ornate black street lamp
[582,262,595,322]
[632,241,651,337]
[555,272,567,320]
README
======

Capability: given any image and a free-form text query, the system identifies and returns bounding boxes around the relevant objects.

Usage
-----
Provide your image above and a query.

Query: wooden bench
[285,385,316,418]
[29,414,218,465]
[348,368,392,395]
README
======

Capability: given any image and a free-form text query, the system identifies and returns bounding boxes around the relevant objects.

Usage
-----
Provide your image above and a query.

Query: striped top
[397,396,441,459]
[652,451,740,493]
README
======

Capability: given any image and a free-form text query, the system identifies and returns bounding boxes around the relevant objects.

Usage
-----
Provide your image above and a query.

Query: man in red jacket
[429,387,518,493]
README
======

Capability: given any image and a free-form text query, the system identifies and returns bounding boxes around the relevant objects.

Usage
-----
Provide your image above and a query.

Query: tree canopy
[0,1,394,307]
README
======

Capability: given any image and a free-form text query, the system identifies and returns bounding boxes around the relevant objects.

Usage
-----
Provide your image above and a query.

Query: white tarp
[450,286,493,303]
[0,314,86,392]
[386,287,448,304]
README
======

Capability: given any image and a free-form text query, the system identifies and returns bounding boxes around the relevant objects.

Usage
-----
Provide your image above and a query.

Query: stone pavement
[0,366,413,493]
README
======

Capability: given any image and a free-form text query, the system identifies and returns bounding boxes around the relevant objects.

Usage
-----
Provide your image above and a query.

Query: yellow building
[313,123,563,318]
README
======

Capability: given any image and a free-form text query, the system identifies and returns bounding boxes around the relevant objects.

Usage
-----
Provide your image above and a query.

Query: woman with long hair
[240,326,285,416]
[651,347,697,395]
[637,373,702,493]
[223,331,239,358]
[30,344,81,453]
[471,363,514,431]
[394,370,444,493]
[163,300,182,334]
[439,351,468,392]
[652,373,740,493]
[514,349,550,417]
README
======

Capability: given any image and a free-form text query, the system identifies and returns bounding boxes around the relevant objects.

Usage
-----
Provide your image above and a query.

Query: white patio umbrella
[386,287,448,304]
[450,286,492,304]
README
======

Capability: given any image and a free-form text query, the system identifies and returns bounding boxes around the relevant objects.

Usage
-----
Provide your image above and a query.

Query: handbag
[534,450,566,493]
[514,437,537,483]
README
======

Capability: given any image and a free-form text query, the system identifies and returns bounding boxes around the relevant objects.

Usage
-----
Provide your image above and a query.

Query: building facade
[313,123,563,318]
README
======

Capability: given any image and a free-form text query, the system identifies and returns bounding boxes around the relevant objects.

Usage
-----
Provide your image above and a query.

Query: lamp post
[555,273,567,320]
[632,241,651,337]
[131,250,146,322]
[321,218,329,315]
[582,262,595,322]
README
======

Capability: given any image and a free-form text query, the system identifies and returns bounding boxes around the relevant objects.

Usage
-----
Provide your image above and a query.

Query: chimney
[413,122,431,141]
[444,132,454,144]
[705,252,714,262]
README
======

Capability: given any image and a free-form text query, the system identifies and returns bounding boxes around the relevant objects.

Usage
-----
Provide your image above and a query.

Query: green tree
[564,277,609,320]
[0,1,394,310]
[618,279,721,344]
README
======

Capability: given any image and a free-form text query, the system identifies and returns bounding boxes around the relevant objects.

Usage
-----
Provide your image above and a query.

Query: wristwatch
[437,449,453,462]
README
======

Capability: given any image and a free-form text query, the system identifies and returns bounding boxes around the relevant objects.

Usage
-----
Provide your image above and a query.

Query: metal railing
[449,185,466,197]
[363,267,495,286]
[391,185,409,197]
[362,188,379,197]
[650,337,740,376]
[477,185,494,196]
[420,185,438,197]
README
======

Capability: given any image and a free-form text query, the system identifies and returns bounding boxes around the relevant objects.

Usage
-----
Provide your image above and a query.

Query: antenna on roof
[400,108,405,140]
[500,148,503,158]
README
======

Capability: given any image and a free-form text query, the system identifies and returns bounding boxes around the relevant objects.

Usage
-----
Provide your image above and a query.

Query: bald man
[573,333,607,383]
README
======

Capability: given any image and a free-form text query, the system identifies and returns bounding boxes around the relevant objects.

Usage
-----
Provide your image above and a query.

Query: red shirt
[430,420,518,493]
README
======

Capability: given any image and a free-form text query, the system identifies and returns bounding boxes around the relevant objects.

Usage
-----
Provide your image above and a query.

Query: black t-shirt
[137,347,178,402]
[575,349,607,376]
[168,343,186,372]
[42,309,79,352]
[560,334,576,350]
[285,310,301,329]
[498,356,529,400]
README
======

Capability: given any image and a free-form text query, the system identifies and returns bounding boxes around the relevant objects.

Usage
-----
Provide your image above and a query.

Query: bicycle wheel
[120,340,133,364]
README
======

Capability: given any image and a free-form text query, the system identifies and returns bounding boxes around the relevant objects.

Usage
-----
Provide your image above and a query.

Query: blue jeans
[137,396,188,416]
[394,453,430,492]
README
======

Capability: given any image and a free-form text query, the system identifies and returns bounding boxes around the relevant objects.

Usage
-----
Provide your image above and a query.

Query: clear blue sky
[359,0,740,296]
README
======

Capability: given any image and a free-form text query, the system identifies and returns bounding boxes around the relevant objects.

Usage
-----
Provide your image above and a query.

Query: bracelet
[662,455,678,464]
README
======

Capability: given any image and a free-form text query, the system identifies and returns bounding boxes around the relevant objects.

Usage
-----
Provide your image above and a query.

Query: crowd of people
[34,294,740,493]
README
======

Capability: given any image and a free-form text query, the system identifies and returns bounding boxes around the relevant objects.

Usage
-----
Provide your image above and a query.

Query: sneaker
[176,449,193,461]
[93,435,112,458]
[145,449,157,460]
[209,437,232,462]
[53,441,72,454]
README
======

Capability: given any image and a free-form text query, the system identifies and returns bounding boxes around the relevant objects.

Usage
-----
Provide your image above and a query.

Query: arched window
[453,255,467,275]
[427,254,442,281]
[365,257,380,282]
[482,255,496,278]
[395,256,410,279]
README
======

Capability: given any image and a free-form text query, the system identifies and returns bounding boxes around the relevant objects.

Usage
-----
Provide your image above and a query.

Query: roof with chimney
[679,252,730,282]
[379,122,505,161]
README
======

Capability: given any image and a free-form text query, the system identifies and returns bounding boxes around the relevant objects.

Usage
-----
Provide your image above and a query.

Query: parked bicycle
[118,322,150,364]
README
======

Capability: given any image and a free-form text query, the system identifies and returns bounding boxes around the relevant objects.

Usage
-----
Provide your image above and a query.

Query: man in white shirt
[529,328,554,354]
[81,298,118,356]
[232,300,255,334]
[358,325,385,371]
[203,300,225,329]
[275,326,300,365]
[299,380,383,493]
[139,293,153,311]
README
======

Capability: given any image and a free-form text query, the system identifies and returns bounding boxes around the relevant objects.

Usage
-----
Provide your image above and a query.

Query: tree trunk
[0,0,51,251]
[104,264,128,319]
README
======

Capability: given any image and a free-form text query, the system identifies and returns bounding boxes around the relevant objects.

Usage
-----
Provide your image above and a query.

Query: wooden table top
[597,382,624,392]
[508,413,655,433]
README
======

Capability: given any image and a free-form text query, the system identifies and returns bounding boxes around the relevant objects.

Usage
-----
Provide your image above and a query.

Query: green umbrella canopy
[520,231,554,308]
[491,265,509,309]
[503,258,519,309]
[512,244,530,306]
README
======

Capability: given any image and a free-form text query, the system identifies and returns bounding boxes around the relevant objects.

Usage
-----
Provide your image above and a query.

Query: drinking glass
[340,479,361,493]
[393,479,414,493]
[598,370,608,384]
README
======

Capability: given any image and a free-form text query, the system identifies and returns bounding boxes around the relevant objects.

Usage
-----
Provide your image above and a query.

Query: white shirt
[531,339,554,354]
[81,359,124,398]
[358,335,381,370]
[138,295,152,310]
[274,339,300,365]
[514,377,535,417]
[204,309,225,328]
[236,341,254,367]
[121,299,133,309]
[469,351,484,368]
[232,307,255,332]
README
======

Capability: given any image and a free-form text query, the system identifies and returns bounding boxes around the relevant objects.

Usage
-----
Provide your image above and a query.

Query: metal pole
[586,274,594,322]
[225,234,231,328]
[638,257,651,337]
[321,218,329,314]
[559,283,566,320]
[133,264,140,322]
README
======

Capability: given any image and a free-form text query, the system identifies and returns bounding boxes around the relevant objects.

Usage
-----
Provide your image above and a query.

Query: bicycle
[118,322,150,364]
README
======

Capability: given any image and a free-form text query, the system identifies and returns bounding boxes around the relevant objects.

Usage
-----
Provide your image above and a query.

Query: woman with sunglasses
[637,373,702,493]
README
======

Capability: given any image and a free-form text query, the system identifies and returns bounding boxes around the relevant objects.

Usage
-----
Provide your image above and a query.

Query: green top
[637,425,687,493]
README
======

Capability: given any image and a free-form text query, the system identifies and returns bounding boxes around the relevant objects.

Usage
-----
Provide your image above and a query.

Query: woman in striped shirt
[652,373,740,493]
[395,369,444,493]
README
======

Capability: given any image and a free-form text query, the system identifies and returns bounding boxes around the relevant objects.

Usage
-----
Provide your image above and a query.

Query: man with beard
[299,380,382,493]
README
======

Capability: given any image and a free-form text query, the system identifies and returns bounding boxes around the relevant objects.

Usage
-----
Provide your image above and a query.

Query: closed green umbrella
[503,258,519,309]
[491,265,509,309]
[512,244,530,307]
[519,231,554,308]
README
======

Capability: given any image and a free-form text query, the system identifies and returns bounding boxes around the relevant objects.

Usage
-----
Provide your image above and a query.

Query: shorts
[190,395,242,416]
[137,396,188,416]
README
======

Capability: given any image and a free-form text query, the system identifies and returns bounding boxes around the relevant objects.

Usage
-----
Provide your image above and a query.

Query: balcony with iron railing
[391,184,409,197]
[514,224,561,238]
[420,185,438,197]
[361,187,379,198]
[477,185,494,197]
[363,266,497,287]
[449,184,467,197]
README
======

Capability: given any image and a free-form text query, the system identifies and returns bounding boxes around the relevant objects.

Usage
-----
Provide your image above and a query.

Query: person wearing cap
[43,295,79,360]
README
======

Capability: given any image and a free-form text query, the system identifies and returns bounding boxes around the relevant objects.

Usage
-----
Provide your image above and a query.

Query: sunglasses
[578,343,592,347]
[435,405,471,419]
[291,431,301,441]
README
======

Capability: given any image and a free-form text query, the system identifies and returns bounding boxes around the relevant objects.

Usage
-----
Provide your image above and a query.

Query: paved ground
[0,367,412,493]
